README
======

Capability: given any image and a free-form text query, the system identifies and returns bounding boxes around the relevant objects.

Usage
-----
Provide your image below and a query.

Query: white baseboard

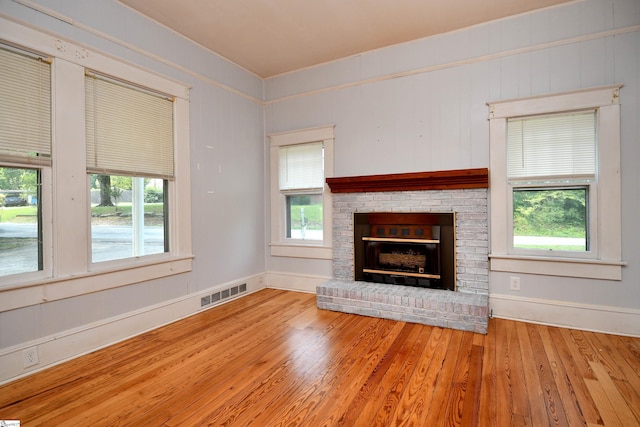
[265,271,331,293]
[490,293,640,337]
[0,274,266,385]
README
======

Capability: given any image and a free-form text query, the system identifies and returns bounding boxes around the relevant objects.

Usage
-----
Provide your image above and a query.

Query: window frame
[80,66,191,277]
[0,17,192,302]
[268,125,334,259]
[488,85,624,280]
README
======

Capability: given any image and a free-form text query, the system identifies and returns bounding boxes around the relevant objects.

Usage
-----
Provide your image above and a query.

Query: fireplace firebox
[354,212,456,291]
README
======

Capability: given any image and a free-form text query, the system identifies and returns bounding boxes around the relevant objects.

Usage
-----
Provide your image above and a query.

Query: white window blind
[279,142,324,191]
[85,73,174,179]
[507,111,596,181]
[0,44,51,166]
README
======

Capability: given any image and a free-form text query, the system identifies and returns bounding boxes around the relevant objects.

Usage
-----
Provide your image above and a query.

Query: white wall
[264,0,640,335]
[0,0,266,383]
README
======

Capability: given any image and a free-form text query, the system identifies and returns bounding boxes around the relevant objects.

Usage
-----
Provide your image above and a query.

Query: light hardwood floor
[1,289,639,426]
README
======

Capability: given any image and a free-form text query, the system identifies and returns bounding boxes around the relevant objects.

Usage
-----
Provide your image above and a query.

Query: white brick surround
[317,188,490,334]
[332,189,489,295]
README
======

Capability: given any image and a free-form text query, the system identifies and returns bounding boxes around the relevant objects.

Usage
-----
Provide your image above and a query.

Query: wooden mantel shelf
[325,168,488,193]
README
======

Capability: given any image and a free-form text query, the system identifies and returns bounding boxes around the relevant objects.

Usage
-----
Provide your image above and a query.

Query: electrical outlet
[23,346,39,368]
[510,276,521,291]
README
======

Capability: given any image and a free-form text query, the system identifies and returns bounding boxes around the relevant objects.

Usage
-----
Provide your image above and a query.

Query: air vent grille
[200,283,247,309]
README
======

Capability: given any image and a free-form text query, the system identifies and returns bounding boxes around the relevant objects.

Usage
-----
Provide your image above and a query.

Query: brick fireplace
[316,169,490,334]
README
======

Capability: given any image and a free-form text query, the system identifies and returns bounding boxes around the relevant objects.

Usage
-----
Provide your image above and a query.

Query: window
[488,85,623,280]
[507,111,596,255]
[0,17,192,298]
[0,43,50,279]
[85,73,173,263]
[269,126,334,259]
[279,142,324,240]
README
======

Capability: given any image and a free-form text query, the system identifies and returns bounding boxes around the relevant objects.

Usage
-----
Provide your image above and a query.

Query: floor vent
[200,283,247,309]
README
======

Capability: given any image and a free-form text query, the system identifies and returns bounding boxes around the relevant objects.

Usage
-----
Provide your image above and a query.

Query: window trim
[268,125,334,259]
[0,17,192,303]
[488,85,624,280]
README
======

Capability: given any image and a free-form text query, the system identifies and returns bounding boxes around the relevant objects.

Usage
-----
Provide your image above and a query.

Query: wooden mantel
[325,168,488,193]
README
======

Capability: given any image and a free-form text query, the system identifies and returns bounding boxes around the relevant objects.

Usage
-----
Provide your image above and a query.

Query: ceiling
[119,0,573,78]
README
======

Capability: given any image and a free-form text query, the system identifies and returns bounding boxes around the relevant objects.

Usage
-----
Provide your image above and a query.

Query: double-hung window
[0,43,51,278]
[507,111,596,255]
[488,85,623,280]
[269,126,334,259]
[279,142,324,240]
[85,73,174,263]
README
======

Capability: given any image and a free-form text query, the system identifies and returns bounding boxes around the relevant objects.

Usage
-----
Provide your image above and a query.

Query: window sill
[270,243,333,260]
[0,255,193,312]
[489,253,625,281]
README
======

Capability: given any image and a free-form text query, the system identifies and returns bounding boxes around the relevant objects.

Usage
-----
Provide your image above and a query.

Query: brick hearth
[317,280,488,333]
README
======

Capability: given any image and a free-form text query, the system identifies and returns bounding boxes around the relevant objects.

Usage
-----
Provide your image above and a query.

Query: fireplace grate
[354,212,456,291]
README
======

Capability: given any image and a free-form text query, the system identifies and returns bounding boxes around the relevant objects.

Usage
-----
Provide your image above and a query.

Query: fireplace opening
[354,212,456,291]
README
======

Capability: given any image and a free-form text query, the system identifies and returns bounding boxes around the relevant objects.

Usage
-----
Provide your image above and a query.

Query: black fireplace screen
[354,212,455,290]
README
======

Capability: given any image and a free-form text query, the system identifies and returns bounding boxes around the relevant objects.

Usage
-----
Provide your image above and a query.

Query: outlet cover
[510,276,521,291]
[23,346,39,368]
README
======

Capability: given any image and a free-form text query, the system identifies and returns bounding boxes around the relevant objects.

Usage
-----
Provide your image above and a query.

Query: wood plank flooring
[1,288,639,426]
